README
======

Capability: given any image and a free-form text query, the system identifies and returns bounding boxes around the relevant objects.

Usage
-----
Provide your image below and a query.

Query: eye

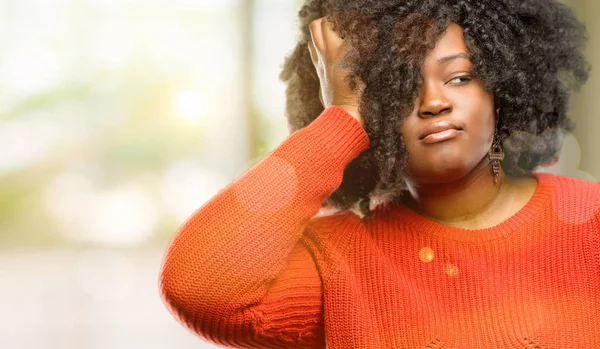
[447,75,472,85]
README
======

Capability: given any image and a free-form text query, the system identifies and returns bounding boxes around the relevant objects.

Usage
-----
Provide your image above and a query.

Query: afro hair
[279,0,590,218]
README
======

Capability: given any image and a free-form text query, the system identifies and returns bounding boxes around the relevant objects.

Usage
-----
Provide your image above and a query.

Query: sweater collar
[389,172,555,243]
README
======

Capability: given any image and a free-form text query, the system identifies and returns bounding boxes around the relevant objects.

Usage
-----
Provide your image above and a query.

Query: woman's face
[399,23,496,185]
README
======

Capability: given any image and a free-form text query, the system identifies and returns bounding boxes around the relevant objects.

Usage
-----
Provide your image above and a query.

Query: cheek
[459,92,496,144]
[398,123,418,156]
[479,104,496,146]
[472,110,495,144]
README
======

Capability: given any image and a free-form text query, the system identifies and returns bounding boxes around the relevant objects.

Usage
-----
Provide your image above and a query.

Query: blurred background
[0,0,597,348]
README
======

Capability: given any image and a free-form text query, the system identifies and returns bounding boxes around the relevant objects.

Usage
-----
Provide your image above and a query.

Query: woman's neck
[400,157,515,227]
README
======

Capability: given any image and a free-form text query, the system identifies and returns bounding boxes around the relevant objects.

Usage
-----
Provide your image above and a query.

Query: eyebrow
[437,53,471,64]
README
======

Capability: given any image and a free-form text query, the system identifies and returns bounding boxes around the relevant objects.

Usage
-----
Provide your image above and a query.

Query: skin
[308,17,365,127]
[309,19,538,229]
[397,24,538,229]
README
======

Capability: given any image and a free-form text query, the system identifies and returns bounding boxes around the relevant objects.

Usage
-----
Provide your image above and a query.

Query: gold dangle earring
[489,108,504,184]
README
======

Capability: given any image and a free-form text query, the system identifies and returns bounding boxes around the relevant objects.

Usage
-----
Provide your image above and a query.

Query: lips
[419,121,463,141]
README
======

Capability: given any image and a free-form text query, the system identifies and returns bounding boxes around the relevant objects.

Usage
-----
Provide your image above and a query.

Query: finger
[318,86,324,107]
[309,18,325,52]
[307,40,318,67]
[321,16,345,50]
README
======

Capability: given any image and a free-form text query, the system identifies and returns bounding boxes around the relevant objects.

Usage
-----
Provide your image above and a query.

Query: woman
[159,0,599,347]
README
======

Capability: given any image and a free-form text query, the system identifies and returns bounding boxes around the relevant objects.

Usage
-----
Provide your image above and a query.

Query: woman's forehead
[421,23,472,68]
[427,24,469,59]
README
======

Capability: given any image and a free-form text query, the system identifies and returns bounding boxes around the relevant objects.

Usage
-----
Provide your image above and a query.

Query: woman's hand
[308,16,365,128]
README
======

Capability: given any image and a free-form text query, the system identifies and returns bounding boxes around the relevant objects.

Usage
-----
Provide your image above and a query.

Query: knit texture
[159,106,600,348]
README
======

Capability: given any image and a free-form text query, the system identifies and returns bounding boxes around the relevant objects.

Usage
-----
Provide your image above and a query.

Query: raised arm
[158,105,369,348]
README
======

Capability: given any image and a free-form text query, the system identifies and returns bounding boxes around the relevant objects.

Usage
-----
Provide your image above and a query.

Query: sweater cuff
[306,105,370,166]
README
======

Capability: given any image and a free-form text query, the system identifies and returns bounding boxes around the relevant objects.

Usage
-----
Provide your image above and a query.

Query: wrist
[336,105,363,127]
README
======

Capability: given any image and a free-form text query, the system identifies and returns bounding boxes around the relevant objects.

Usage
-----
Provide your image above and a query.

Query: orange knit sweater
[159,106,600,348]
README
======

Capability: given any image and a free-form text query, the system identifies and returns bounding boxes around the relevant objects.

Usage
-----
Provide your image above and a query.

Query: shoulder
[535,172,600,224]
[308,206,364,232]
[540,172,599,199]
[304,205,367,250]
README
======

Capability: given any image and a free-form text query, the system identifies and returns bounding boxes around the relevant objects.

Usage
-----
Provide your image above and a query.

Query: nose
[417,82,452,118]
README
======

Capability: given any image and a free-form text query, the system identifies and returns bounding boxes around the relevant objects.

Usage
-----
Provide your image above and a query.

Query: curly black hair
[278,0,590,218]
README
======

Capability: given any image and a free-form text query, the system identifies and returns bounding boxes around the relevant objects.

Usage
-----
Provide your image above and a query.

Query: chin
[407,159,474,184]
[407,143,490,183]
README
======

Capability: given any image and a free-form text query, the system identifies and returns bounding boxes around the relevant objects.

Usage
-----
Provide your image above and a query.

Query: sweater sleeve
[594,181,600,280]
[158,106,370,348]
